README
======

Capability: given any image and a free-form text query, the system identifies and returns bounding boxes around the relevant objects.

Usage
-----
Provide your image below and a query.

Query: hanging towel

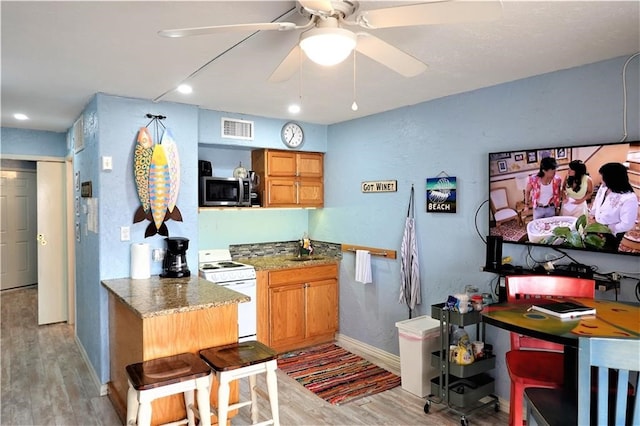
[355,250,372,284]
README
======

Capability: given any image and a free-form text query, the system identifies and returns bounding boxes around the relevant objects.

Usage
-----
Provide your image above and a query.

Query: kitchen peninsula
[102,275,249,425]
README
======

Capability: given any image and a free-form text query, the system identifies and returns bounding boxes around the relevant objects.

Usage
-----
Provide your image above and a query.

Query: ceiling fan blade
[298,0,334,14]
[355,33,427,77]
[268,45,306,83]
[353,0,502,29]
[158,22,297,38]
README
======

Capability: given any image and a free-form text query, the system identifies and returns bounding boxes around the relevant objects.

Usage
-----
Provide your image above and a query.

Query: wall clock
[281,122,304,149]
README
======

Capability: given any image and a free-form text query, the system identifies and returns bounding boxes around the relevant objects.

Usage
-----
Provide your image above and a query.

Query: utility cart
[426,303,499,426]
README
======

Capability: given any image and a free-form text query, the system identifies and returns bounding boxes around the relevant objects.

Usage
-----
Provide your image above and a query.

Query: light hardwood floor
[1,286,120,425]
[1,287,508,425]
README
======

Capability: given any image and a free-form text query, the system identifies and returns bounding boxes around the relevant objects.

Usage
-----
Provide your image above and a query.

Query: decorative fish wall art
[133,123,183,237]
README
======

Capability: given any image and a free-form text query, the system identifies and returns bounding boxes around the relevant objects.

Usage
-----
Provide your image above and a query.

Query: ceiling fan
[159,0,502,83]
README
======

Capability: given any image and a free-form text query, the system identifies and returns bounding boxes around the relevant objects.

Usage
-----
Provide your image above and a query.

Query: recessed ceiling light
[14,113,29,120]
[177,84,193,94]
[288,104,301,114]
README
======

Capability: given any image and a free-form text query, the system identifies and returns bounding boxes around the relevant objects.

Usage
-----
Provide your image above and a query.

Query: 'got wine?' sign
[361,180,397,193]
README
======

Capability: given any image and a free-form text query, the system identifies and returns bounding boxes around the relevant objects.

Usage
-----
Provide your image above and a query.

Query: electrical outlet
[120,226,130,241]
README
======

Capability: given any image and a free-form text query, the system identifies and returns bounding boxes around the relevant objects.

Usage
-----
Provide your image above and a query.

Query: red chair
[505,275,595,426]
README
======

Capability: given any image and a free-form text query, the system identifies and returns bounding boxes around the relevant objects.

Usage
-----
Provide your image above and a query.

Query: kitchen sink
[287,256,326,262]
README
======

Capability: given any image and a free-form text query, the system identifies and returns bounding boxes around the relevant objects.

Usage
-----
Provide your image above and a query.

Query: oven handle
[225,280,256,290]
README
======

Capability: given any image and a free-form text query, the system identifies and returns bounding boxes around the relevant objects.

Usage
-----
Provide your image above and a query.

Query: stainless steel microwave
[199,177,251,207]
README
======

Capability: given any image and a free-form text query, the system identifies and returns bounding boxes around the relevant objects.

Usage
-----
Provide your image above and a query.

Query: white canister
[457,294,471,313]
[472,341,485,358]
[130,243,151,279]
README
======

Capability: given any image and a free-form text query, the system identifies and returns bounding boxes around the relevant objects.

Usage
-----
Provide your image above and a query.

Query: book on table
[530,300,596,319]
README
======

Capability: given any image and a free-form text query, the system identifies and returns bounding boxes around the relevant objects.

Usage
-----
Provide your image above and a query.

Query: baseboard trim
[335,333,401,376]
[334,334,509,415]
[74,334,109,396]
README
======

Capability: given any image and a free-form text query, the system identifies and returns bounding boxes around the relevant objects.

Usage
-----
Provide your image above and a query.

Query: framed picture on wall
[497,160,508,173]
[514,153,524,161]
[539,149,554,159]
[556,148,567,159]
[526,150,538,163]
[489,152,511,161]
[73,116,84,153]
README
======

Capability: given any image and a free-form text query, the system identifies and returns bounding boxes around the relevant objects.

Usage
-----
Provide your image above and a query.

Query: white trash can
[395,315,441,397]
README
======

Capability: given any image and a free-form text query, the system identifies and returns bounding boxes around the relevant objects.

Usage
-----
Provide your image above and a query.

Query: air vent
[221,117,254,140]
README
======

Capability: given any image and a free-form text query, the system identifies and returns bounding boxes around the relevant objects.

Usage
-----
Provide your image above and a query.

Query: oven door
[224,279,257,342]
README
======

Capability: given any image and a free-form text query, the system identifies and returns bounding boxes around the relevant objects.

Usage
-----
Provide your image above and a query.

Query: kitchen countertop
[102,275,249,319]
[236,255,341,271]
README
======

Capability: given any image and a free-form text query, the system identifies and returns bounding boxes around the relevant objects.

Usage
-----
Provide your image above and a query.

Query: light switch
[120,226,130,241]
[102,156,113,171]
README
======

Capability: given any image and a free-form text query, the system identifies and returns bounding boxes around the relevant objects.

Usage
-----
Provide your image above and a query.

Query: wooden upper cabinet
[266,151,297,176]
[251,149,324,207]
[297,153,323,178]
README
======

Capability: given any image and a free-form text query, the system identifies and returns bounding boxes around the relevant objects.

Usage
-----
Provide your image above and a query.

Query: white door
[37,162,68,324]
[0,170,38,290]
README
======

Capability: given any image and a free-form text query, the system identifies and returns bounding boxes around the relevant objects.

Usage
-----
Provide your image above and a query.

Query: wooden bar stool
[125,352,213,426]
[199,340,279,426]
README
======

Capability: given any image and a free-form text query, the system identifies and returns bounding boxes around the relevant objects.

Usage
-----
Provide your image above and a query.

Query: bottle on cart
[451,326,474,365]
[451,326,469,345]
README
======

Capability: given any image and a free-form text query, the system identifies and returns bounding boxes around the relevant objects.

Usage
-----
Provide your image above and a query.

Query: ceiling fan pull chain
[351,50,358,111]
[299,47,303,104]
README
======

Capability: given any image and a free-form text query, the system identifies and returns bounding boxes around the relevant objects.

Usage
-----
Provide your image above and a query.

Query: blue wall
[311,55,639,399]
[3,55,638,404]
[198,109,327,151]
[199,209,310,249]
[1,127,68,158]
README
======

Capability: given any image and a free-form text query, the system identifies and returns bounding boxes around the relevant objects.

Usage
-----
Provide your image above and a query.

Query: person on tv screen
[560,160,593,218]
[590,162,639,250]
[525,157,562,220]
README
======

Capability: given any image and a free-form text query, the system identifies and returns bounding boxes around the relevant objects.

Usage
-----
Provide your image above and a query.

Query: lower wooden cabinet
[257,263,338,353]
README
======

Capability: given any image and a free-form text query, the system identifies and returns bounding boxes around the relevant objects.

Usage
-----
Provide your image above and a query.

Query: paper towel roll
[131,243,150,279]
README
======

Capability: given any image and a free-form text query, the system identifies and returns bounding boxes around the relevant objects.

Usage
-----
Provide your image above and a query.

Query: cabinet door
[306,278,338,339]
[297,153,323,178]
[298,180,324,206]
[265,178,297,206]
[267,151,297,176]
[269,284,305,348]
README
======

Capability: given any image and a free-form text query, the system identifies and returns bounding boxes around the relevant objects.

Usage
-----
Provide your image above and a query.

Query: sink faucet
[298,235,313,257]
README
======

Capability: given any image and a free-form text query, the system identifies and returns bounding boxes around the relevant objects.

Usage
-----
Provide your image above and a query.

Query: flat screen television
[488,141,640,257]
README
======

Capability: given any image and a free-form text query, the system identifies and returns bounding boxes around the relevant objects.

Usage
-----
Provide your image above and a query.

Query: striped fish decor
[133,125,183,237]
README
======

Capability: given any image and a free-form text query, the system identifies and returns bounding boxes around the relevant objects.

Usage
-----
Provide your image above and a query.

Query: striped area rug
[277,342,401,405]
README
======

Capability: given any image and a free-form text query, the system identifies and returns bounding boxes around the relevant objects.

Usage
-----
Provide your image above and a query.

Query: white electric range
[198,249,256,342]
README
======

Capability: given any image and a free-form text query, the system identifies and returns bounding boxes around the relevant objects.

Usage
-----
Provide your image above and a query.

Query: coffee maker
[161,237,191,278]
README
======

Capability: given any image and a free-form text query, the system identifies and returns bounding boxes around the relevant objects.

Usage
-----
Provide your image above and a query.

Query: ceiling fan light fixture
[299,27,356,66]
